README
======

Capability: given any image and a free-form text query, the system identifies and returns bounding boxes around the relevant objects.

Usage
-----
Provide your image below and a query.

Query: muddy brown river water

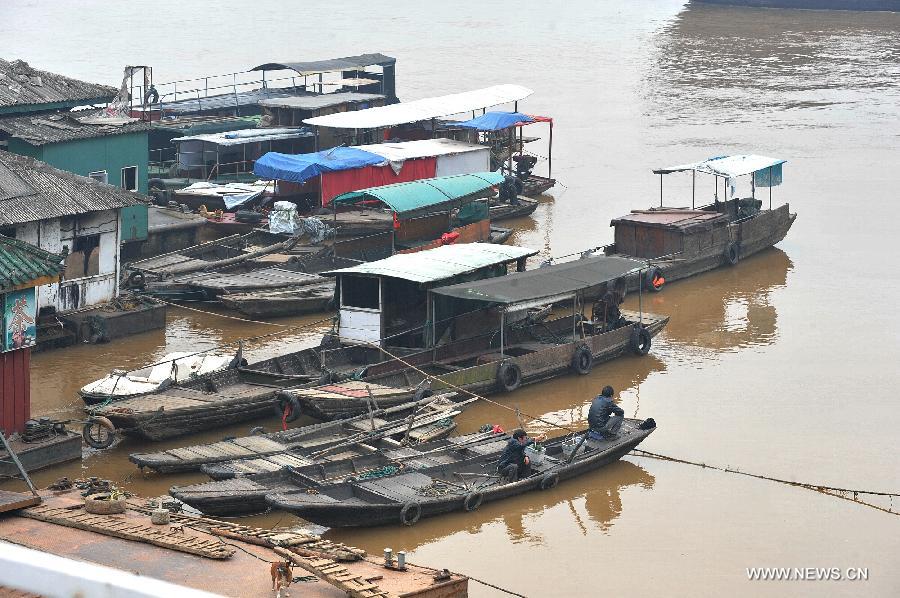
[2,1,899,596]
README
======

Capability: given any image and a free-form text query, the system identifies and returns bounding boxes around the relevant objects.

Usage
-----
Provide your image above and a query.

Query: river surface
[2,1,899,596]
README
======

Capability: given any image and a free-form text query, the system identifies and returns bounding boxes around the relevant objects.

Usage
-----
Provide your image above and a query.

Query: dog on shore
[271,561,293,597]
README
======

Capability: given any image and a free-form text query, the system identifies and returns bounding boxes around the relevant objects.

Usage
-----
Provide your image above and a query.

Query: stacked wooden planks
[275,547,393,598]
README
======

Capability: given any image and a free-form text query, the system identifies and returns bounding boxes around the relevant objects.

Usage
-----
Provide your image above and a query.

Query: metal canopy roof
[0,234,65,292]
[356,138,488,162]
[325,243,538,284]
[305,84,534,129]
[432,256,646,306]
[251,53,396,76]
[257,92,384,111]
[172,127,313,146]
[654,155,786,178]
[331,172,503,217]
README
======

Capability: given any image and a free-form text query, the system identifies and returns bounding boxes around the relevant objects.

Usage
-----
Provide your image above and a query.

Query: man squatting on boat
[497,429,546,482]
[588,386,625,440]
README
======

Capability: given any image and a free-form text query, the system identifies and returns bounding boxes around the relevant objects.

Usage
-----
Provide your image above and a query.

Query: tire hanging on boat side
[724,242,740,266]
[400,501,422,526]
[463,492,483,512]
[571,343,593,375]
[644,266,664,292]
[273,392,302,423]
[496,361,522,393]
[629,326,651,356]
[82,416,116,449]
[540,472,559,490]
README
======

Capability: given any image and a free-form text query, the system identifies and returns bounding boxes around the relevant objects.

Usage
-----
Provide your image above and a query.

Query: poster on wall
[3,287,37,352]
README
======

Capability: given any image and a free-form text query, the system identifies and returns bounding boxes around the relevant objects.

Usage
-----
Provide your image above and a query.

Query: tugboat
[605,154,796,292]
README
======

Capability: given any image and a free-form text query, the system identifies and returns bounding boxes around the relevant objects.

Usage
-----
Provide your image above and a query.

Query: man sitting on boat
[588,386,625,440]
[497,429,545,483]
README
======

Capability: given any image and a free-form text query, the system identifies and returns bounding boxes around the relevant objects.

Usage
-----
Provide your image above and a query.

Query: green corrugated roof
[0,234,65,292]
[331,172,504,217]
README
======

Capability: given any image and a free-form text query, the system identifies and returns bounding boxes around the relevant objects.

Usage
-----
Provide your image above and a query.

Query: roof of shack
[251,53,396,75]
[0,112,150,145]
[0,234,65,292]
[0,59,116,110]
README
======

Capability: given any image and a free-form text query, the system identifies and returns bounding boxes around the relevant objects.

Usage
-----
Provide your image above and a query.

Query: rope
[369,557,528,598]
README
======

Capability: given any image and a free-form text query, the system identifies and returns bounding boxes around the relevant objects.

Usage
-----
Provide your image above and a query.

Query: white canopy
[355,138,488,161]
[654,155,786,178]
[304,84,533,129]
[172,128,311,147]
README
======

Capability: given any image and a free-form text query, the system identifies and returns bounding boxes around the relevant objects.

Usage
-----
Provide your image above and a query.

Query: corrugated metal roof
[0,112,150,145]
[172,127,312,146]
[0,234,64,292]
[0,59,116,109]
[304,84,534,129]
[356,138,489,161]
[326,243,538,284]
[258,92,384,111]
[332,172,503,216]
[654,155,786,178]
[251,54,396,76]
[159,87,304,115]
[0,150,143,225]
[432,256,646,306]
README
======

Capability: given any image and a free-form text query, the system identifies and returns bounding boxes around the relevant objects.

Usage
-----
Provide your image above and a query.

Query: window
[121,166,137,191]
[341,276,380,309]
[0,226,15,239]
[89,170,108,184]
[63,234,101,279]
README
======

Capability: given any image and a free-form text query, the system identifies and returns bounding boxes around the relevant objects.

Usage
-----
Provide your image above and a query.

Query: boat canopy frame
[652,154,786,210]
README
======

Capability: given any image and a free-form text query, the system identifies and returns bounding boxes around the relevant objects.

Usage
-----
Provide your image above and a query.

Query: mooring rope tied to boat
[350,341,900,516]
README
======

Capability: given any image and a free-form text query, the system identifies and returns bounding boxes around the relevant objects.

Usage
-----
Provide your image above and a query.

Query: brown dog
[271,561,293,597]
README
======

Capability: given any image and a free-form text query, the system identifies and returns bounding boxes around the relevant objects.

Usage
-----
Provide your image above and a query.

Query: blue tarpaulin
[253,147,386,183]
[454,111,534,131]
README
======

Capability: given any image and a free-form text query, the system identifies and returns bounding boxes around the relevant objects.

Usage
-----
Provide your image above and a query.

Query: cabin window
[89,170,108,184]
[0,226,15,239]
[121,166,138,191]
[63,234,101,279]
[341,276,379,310]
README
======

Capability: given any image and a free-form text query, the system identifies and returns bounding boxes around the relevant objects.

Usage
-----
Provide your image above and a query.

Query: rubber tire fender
[644,266,664,292]
[724,242,740,266]
[630,326,652,356]
[496,361,522,393]
[273,392,302,423]
[126,271,146,288]
[539,472,559,490]
[400,501,422,526]
[571,343,593,375]
[463,491,483,512]
[82,417,116,449]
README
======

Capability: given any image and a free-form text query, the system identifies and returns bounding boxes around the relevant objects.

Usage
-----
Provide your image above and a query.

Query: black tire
[126,271,145,288]
[571,344,593,375]
[644,266,664,292]
[273,392,302,423]
[496,361,522,393]
[540,472,559,490]
[724,242,740,266]
[82,417,116,449]
[630,326,651,356]
[400,501,422,526]
[235,210,265,224]
[463,492,483,512]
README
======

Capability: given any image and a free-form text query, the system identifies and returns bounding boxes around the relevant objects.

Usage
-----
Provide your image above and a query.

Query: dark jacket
[588,395,624,431]
[497,436,534,470]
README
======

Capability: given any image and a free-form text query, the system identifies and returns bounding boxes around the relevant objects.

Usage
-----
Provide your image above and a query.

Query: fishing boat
[219,283,334,318]
[489,196,538,222]
[129,394,461,474]
[603,155,796,292]
[79,350,240,406]
[266,418,657,527]
[286,254,668,416]
[169,428,502,516]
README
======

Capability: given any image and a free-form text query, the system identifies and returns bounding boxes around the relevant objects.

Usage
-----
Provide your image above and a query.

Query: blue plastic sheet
[455,111,534,131]
[253,147,385,183]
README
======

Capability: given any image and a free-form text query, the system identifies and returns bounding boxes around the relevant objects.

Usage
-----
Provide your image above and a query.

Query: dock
[0,490,468,597]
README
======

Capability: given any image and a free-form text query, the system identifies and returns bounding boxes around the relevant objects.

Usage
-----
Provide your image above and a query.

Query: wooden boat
[79,350,240,406]
[287,380,438,421]
[605,155,797,293]
[521,174,556,197]
[128,394,461,474]
[266,418,657,527]
[319,254,668,415]
[160,266,329,301]
[219,283,334,318]
[489,196,538,222]
[169,428,501,516]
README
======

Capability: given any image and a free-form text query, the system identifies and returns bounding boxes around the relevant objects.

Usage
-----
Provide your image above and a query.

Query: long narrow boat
[266,418,656,527]
[219,283,334,318]
[489,196,538,222]
[129,394,460,474]
[169,429,503,516]
[604,155,796,292]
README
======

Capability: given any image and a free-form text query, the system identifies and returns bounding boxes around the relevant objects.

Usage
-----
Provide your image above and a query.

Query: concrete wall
[8,131,149,194]
[10,210,121,313]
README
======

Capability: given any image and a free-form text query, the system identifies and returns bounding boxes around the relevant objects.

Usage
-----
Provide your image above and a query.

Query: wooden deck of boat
[0,490,40,513]
[97,383,275,414]
[177,267,323,291]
